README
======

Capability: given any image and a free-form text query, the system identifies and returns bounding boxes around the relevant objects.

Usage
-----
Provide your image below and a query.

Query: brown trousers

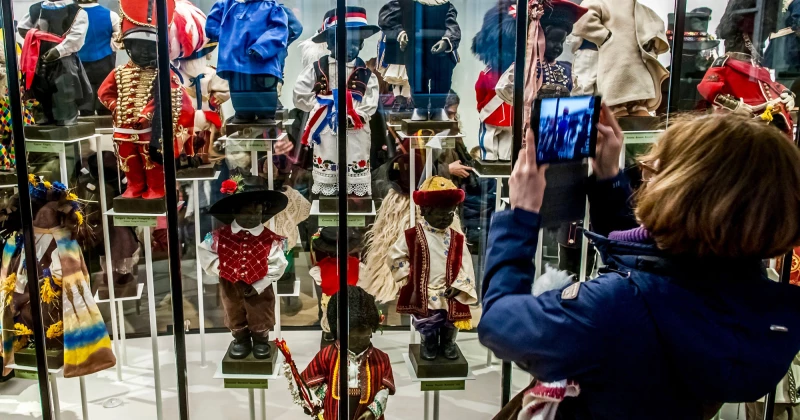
[219,279,275,340]
[746,402,800,420]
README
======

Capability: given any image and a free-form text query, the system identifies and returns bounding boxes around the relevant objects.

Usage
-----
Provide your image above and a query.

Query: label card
[224,379,269,389]
[26,141,64,153]
[420,380,466,392]
[113,215,157,227]
[318,215,366,227]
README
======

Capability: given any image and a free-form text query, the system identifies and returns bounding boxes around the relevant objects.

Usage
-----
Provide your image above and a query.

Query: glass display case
[0,0,797,419]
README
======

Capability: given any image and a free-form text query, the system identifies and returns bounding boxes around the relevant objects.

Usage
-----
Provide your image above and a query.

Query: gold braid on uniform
[114,64,157,128]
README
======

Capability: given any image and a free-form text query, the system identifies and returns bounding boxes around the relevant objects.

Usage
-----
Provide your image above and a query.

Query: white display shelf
[94,283,144,303]
[177,170,221,182]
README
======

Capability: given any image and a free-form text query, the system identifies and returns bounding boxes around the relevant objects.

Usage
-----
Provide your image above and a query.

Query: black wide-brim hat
[208,177,288,225]
[311,6,381,43]
[313,227,363,255]
[668,8,720,52]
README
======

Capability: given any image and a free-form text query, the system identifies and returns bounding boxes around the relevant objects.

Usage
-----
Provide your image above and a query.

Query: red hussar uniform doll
[698,52,796,137]
[97,0,194,200]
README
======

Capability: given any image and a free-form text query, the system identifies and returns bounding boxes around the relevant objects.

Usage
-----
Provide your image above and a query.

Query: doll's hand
[248,49,263,60]
[431,39,449,55]
[593,103,623,180]
[43,48,60,63]
[356,410,376,420]
[443,287,460,299]
[781,90,796,110]
[398,31,409,51]
[274,138,294,156]
[642,40,655,53]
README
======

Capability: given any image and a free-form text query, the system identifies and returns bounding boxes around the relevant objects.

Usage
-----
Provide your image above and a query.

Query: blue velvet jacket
[480,173,800,419]
[205,0,288,77]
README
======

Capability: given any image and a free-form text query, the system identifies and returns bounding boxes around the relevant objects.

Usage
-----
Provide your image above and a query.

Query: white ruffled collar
[414,0,450,5]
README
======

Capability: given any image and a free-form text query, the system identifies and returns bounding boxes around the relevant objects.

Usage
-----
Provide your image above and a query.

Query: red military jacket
[476,67,513,127]
[317,256,360,297]
[98,61,196,157]
[212,224,284,285]
[697,53,794,135]
[301,343,395,420]
[396,224,472,322]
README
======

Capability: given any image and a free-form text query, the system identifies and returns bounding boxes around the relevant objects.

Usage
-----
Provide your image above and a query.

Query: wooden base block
[226,120,283,139]
[409,343,469,378]
[221,341,278,375]
[318,195,373,213]
[78,115,113,129]
[387,111,413,124]
[474,160,512,176]
[0,172,17,185]
[113,196,166,214]
[275,279,295,295]
[15,347,64,370]
[401,119,458,134]
[618,116,661,131]
[176,165,216,180]
[24,121,95,140]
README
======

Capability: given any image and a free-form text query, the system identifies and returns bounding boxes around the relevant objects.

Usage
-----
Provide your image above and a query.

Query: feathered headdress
[170,0,214,61]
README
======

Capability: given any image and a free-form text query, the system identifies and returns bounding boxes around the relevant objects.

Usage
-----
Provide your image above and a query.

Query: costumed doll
[472,0,517,162]
[379,0,461,122]
[763,0,800,75]
[18,0,93,126]
[293,7,380,198]
[76,0,120,116]
[388,176,476,361]
[98,0,195,201]
[362,152,422,305]
[537,1,587,98]
[198,175,288,359]
[205,0,288,124]
[0,176,116,378]
[171,0,230,164]
[572,0,669,117]
[664,8,720,112]
[697,52,796,137]
[300,285,395,420]
[310,227,364,342]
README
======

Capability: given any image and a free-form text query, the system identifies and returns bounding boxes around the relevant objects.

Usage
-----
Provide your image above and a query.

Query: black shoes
[229,338,252,359]
[420,332,439,361]
[440,327,459,360]
[252,337,271,359]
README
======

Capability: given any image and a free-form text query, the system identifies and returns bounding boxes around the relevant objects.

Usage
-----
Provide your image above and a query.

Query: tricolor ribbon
[301,89,365,146]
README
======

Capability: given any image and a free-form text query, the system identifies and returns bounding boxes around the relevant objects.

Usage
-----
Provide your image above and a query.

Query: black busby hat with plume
[472,0,518,73]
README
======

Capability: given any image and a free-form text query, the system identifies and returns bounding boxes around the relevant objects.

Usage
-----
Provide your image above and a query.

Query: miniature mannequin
[98,0,195,201]
[301,286,395,420]
[389,176,476,360]
[293,7,380,198]
[310,227,365,342]
[665,8,720,112]
[763,0,800,74]
[0,176,116,378]
[572,0,669,117]
[205,0,288,124]
[18,0,93,126]
[537,2,588,98]
[472,0,516,162]
[698,52,795,136]
[379,0,461,122]
[199,175,288,359]
[171,0,230,162]
[76,0,120,116]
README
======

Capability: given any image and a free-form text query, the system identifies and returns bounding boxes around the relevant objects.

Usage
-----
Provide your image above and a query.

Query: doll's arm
[97,69,119,114]
[378,1,405,43]
[442,4,461,52]
[249,6,289,61]
[355,73,380,122]
[197,232,220,276]
[55,9,88,58]
[309,265,322,287]
[110,11,122,51]
[208,74,231,106]
[292,63,319,112]
[251,239,288,294]
[205,0,225,42]
[387,235,410,287]
[495,65,515,105]
[450,240,477,305]
[367,388,390,419]
[571,0,611,48]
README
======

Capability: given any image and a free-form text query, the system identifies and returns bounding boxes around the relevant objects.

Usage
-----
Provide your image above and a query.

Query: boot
[440,326,459,360]
[429,108,449,122]
[420,331,439,361]
[117,142,146,199]
[252,335,271,359]
[142,162,166,200]
[412,108,429,121]
[229,335,252,359]
[322,331,335,342]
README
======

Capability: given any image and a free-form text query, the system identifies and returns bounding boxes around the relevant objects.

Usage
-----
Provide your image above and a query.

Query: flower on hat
[220,174,244,195]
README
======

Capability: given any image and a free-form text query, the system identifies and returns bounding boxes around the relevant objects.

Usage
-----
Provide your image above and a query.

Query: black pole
[666,0,687,119]
[1,3,53,419]
[335,2,349,420]
[154,0,189,418]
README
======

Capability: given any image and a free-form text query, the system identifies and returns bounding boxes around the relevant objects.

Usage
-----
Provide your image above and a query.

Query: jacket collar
[231,220,264,236]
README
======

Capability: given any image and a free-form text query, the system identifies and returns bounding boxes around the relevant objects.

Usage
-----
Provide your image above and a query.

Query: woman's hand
[448,160,473,178]
[510,129,548,213]
[593,103,623,180]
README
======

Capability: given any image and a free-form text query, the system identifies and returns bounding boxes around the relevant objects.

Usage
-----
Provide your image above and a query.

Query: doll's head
[124,39,158,68]
[543,26,568,63]
[540,0,588,63]
[326,30,364,62]
[413,176,465,230]
[327,286,381,354]
[209,175,289,227]
[233,202,265,229]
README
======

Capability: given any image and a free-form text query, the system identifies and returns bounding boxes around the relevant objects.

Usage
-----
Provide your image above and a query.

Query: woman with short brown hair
[479,106,800,419]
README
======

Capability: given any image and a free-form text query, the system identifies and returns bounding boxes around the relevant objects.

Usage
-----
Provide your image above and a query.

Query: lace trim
[348,182,372,197]
[312,182,339,196]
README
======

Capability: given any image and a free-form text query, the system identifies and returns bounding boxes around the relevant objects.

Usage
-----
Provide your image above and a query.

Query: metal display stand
[8,364,88,420]
[402,353,475,420]
[177,170,221,367]
[212,355,284,420]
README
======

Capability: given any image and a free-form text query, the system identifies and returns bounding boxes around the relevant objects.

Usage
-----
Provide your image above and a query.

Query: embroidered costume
[19,0,93,126]
[77,0,120,116]
[389,176,477,360]
[198,175,288,359]
[293,8,380,197]
[301,343,395,420]
[0,177,116,378]
[205,0,288,123]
